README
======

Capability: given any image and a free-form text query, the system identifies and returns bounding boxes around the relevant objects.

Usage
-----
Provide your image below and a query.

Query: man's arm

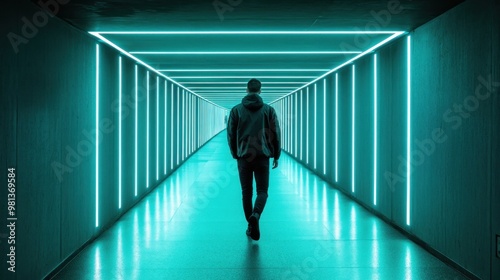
[227,108,238,159]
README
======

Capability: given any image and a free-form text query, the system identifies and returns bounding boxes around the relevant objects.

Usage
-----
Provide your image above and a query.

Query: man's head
[246,78,261,94]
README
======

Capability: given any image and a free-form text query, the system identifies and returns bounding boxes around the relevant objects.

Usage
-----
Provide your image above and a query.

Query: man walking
[227,78,281,241]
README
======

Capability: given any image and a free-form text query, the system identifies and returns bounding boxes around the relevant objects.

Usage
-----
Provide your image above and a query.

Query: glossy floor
[52,133,468,280]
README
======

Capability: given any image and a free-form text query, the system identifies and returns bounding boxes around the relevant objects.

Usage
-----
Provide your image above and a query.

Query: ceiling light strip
[131,51,361,55]
[94,31,401,35]
[269,32,405,103]
[89,32,225,110]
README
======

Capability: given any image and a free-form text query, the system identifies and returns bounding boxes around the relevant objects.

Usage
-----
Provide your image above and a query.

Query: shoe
[248,212,260,241]
[246,224,252,237]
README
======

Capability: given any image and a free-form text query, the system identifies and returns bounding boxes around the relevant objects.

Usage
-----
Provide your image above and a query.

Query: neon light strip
[314,84,317,170]
[295,93,298,157]
[407,36,412,226]
[171,76,317,79]
[189,87,297,89]
[352,65,356,193]
[185,82,306,84]
[146,71,150,188]
[335,73,338,183]
[177,87,180,165]
[182,91,185,161]
[323,79,327,175]
[131,51,361,55]
[88,32,225,110]
[95,44,99,227]
[159,69,330,72]
[156,76,159,181]
[134,65,138,197]
[171,84,174,169]
[306,87,309,165]
[270,32,405,103]
[94,31,401,35]
[300,90,303,161]
[164,80,167,175]
[118,56,122,209]
[374,54,378,206]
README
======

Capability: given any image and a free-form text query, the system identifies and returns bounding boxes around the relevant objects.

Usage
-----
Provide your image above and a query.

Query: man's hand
[272,159,279,169]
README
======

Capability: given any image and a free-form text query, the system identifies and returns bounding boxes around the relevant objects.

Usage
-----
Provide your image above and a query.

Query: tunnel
[1,0,499,279]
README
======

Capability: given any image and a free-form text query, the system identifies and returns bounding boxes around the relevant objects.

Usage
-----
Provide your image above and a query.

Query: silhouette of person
[227,78,281,240]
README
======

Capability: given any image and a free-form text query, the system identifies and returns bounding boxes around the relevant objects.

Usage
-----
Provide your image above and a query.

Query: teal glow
[300,90,303,161]
[135,65,138,197]
[352,65,356,193]
[146,71,150,188]
[186,82,305,84]
[88,32,226,111]
[177,87,180,165]
[156,76,159,181]
[335,73,339,183]
[171,84,174,169]
[118,56,122,209]
[95,44,99,228]
[270,32,405,104]
[306,87,309,165]
[159,69,330,72]
[314,84,317,170]
[131,51,361,55]
[189,87,297,89]
[94,31,401,35]
[407,36,412,226]
[295,93,298,157]
[172,76,316,79]
[374,54,378,206]
[323,79,327,175]
[182,91,185,161]
[164,81,167,175]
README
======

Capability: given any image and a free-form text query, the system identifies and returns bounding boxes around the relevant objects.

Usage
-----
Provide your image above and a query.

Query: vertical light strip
[95,44,100,227]
[134,65,138,197]
[300,90,303,161]
[146,71,150,188]
[156,76,159,181]
[335,73,339,183]
[118,56,122,209]
[406,36,412,226]
[306,87,309,164]
[182,91,185,161]
[314,84,317,170]
[295,93,298,157]
[164,80,167,175]
[374,54,378,206]
[171,84,174,169]
[352,64,356,193]
[177,87,180,165]
[323,79,327,175]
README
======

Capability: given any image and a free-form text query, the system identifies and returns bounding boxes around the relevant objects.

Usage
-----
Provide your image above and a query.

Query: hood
[242,93,264,111]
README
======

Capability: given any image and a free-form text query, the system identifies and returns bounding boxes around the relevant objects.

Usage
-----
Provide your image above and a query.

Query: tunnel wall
[0,1,226,280]
[273,0,499,279]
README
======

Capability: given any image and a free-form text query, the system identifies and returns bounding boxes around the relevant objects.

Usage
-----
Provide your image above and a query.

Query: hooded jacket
[227,93,281,160]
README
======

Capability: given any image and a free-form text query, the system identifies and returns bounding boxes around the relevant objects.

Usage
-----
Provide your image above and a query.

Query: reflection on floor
[53,132,468,280]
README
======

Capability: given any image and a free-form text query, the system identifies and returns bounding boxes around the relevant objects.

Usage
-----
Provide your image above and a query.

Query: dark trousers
[237,157,270,222]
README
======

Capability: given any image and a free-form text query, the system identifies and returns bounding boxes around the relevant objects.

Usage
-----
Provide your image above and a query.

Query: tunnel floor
[52,132,468,280]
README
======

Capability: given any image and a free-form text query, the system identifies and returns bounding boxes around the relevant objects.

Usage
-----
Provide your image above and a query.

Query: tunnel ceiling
[44,0,463,109]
